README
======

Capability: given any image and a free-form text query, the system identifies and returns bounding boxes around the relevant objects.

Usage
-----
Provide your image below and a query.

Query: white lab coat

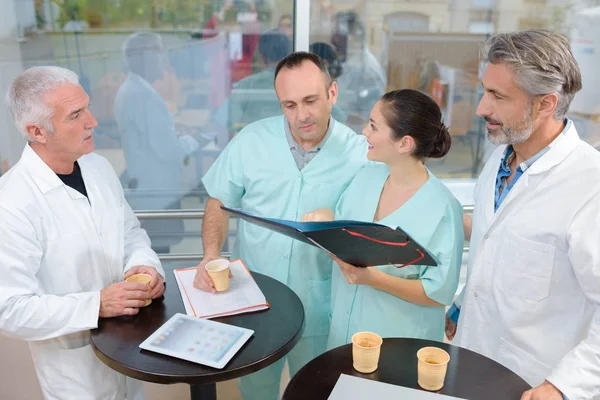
[0,145,163,400]
[455,122,600,400]
[114,72,198,211]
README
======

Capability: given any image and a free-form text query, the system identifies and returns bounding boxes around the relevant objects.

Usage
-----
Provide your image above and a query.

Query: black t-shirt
[56,162,88,198]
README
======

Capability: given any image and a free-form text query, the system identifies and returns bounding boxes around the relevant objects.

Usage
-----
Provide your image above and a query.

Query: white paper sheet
[328,374,465,400]
[173,259,269,318]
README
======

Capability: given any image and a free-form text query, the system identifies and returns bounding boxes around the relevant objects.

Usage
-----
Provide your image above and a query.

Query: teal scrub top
[328,164,464,348]
[202,115,367,337]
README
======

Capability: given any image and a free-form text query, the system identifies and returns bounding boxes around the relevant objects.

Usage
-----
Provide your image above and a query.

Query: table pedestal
[190,383,217,400]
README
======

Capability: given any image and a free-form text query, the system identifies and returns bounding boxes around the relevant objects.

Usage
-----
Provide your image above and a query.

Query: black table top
[91,269,305,385]
[283,337,531,400]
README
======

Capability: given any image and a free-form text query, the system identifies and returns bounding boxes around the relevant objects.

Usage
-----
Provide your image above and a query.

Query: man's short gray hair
[482,29,582,120]
[6,66,79,141]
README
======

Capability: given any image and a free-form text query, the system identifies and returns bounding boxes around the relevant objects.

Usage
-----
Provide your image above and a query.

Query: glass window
[1,0,294,255]
[471,0,496,10]
[469,21,494,34]
[309,0,600,205]
[3,0,600,259]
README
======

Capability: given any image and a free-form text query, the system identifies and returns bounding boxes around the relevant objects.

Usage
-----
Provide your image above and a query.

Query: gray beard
[487,111,534,146]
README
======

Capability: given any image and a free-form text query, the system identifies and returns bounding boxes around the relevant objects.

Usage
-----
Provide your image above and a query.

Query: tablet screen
[140,313,254,368]
[151,317,244,362]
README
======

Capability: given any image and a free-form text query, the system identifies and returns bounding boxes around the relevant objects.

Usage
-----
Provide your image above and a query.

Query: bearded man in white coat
[444,30,600,400]
[0,66,165,400]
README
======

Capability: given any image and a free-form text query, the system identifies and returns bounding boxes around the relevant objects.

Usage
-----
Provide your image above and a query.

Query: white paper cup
[205,259,231,292]
[125,273,152,307]
[417,347,450,391]
[352,332,383,373]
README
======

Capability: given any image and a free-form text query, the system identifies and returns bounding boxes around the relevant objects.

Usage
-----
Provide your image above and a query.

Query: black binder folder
[221,206,439,268]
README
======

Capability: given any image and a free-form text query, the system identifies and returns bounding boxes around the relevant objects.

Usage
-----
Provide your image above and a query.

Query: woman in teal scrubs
[307,89,464,348]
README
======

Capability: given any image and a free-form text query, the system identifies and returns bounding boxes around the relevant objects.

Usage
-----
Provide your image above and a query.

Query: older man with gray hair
[0,66,164,399]
[444,29,600,400]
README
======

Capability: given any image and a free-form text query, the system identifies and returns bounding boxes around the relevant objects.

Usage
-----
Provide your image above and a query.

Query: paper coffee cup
[417,347,450,391]
[351,332,383,373]
[125,273,152,307]
[205,259,230,292]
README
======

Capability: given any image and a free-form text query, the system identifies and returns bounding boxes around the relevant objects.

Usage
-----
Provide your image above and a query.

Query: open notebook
[174,259,270,318]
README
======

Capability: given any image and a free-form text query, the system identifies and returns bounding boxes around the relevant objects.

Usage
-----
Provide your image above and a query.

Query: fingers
[193,267,216,293]
[520,390,532,400]
[121,307,140,316]
[123,299,149,308]
[338,261,353,273]
[332,256,345,268]
[337,264,354,283]
[444,323,452,338]
[123,282,151,292]
[123,267,140,279]
[151,282,165,299]
[129,290,152,300]
[444,316,457,340]
[301,212,320,222]
[148,271,160,288]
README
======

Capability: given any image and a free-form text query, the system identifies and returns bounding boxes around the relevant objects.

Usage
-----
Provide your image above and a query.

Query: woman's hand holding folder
[301,208,335,222]
[331,255,378,285]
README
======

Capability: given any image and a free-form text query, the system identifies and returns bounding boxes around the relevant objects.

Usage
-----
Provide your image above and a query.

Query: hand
[124,266,165,299]
[332,255,377,285]
[193,255,233,293]
[521,381,563,400]
[463,214,473,242]
[99,281,152,318]
[445,313,457,341]
[301,208,334,222]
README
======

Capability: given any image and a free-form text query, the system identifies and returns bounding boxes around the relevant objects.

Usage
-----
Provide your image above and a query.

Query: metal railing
[136,206,474,262]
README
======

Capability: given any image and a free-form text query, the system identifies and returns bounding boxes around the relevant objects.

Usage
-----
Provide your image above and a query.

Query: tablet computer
[139,313,254,369]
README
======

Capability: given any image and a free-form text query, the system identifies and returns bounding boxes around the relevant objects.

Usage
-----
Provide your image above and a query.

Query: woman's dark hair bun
[425,122,451,159]
[380,89,452,159]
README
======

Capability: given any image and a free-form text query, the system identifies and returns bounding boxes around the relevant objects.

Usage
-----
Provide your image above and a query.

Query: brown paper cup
[417,347,450,391]
[205,259,230,292]
[125,273,152,307]
[351,332,383,373]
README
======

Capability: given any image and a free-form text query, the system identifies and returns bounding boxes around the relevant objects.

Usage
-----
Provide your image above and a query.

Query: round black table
[283,338,531,400]
[91,269,305,400]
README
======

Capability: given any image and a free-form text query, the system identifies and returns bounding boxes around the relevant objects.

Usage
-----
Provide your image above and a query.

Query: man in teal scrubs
[194,52,367,400]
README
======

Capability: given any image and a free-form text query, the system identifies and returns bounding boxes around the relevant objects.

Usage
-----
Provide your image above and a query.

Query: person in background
[278,14,293,41]
[114,32,199,255]
[216,29,292,130]
[309,41,348,123]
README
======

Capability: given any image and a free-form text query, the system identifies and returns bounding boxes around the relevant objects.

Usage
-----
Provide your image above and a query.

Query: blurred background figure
[278,14,293,41]
[309,41,348,123]
[114,32,200,255]
[215,29,292,132]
